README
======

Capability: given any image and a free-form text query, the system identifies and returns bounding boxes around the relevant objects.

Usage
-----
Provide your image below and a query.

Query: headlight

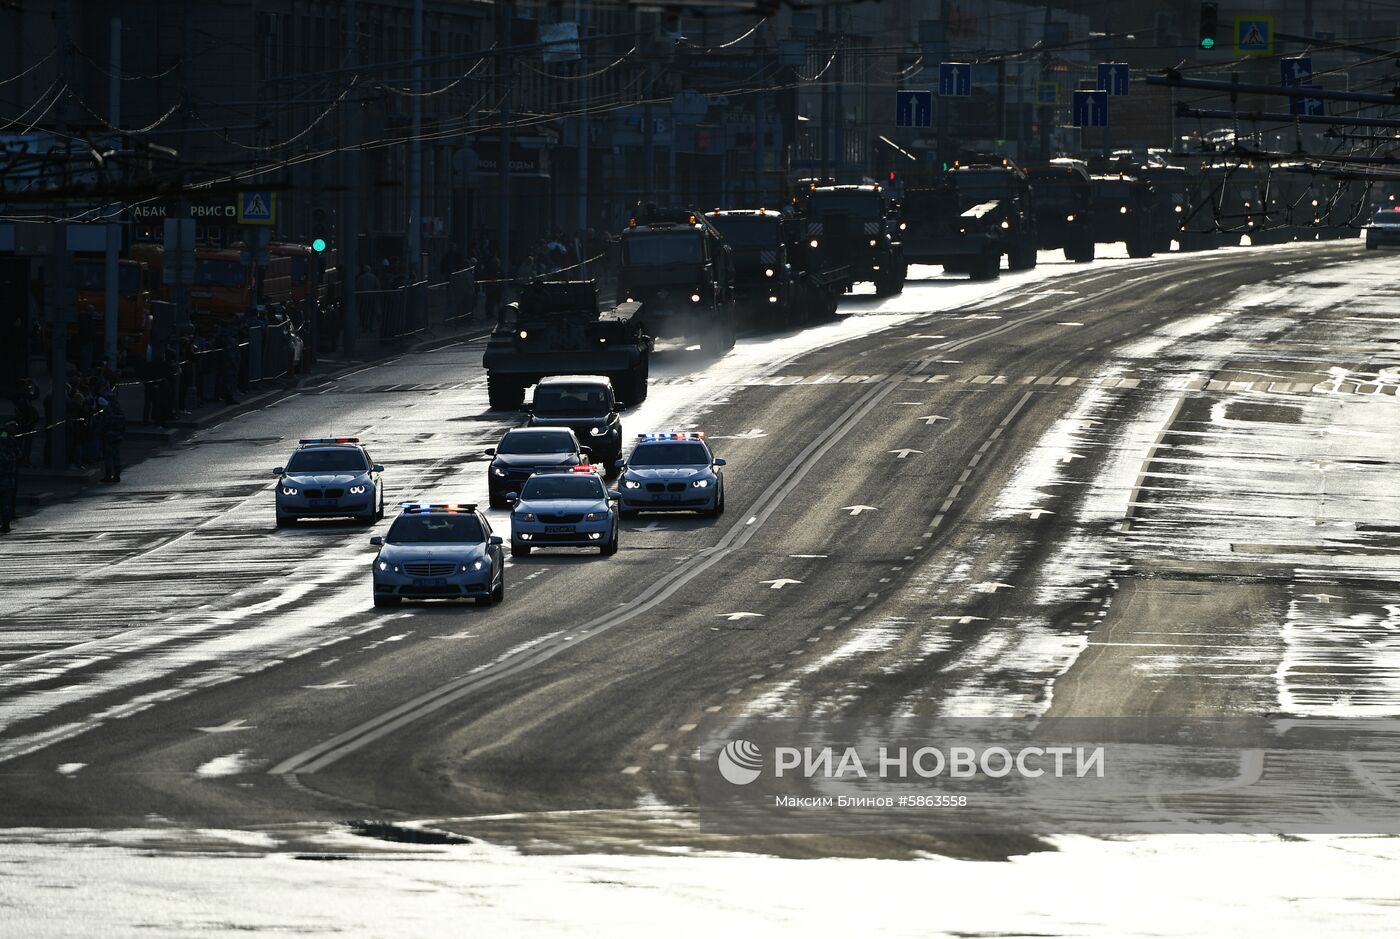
[589,426,607,437]
[1066,213,1075,222]
[518,330,528,339]
[690,293,701,303]
[584,511,605,521]
[691,479,710,488]
[623,479,641,489]
[809,239,818,248]
[281,486,298,495]
[1119,206,1128,214]
[764,267,774,277]
[515,512,537,522]
[869,239,877,246]
[899,222,907,230]
[468,560,485,571]
[377,560,387,571]
[1174,205,1183,213]
[491,466,507,477]
[768,295,779,302]
[1000,220,1010,229]
[349,484,367,494]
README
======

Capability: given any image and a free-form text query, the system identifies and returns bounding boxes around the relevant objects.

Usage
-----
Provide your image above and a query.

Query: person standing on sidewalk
[96,397,126,483]
[0,420,19,534]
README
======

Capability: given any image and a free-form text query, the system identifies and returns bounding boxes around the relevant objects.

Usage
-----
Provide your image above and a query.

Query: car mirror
[484,447,496,456]
[580,446,592,457]
[369,535,383,546]
[505,492,519,503]
[489,535,504,546]
[372,464,384,473]
[713,457,727,467]
[273,466,284,475]
[613,458,626,470]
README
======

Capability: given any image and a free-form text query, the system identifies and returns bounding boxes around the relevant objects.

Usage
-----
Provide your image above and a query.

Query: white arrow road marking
[918,415,949,425]
[431,631,476,640]
[1024,509,1055,519]
[973,582,1015,594]
[719,612,766,621]
[631,522,666,533]
[761,579,803,590]
[1302,593,1342,603]
[888,448,923,459]
[713,429,767,440]
[302,681,354,690]
[840,505,879,516]
[57,763,85,776]
[1059,452,1085,463]
[196,719,253,734]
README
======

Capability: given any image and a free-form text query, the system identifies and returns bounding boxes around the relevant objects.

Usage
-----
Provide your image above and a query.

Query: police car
[369,503,505,607]
[615,432,726,518]
[274,437,385,527]
[508,468,620,557]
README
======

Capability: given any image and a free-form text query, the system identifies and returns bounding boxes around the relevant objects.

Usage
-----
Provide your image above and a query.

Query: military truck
[482,280,652,411]
[1027,160,1095,262]
[900,161,1037,279]
[616,205,736,354]
[1090,174,1157,257]
[705,208,846,330]
[801,184,907,296]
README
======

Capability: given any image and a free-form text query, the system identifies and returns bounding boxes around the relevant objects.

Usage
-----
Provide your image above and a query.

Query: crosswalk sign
[1235,17,1273,55]
[237,190,276,226]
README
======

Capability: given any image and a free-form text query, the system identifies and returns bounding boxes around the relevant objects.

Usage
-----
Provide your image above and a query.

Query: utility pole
[833,8,844,180]
[642,17,655,205]
[104,14,121,364]
[820,4,831,181]
[341,0,360,356]
[576,1,589,235]
[49,0,73,469]
[497,0,512,290]
[173,8,193,337]
[407,0,423,282]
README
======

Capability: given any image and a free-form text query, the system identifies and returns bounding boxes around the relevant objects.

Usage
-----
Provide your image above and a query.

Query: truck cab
[617,206,736,354]
[1028,160,1095,262]
[802,184,906,296]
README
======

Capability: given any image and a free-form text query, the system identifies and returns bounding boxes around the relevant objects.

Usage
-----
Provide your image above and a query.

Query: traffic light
[1198,1,1219,49]
[310,207,329,254]
[311,237,327,253]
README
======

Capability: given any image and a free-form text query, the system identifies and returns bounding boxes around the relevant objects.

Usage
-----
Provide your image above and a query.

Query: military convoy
[704,208,847,329]
[900,160,1038,279]
[800,183,908,296]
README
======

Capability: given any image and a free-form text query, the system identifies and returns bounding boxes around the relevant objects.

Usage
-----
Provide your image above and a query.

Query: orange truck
[71,256,154,361]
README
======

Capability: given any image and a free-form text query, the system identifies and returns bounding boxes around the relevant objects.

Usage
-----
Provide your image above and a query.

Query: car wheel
[512,542,531,557]
[356,511,376,525]
[374,595,400,608]
[276,514,296,528]
[716,484,725,515]
[375,491,385,520]
[491,573,505,604]
[601,528,619,556]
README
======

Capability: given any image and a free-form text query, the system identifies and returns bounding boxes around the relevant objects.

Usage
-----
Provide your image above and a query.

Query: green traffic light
[311,237,327,252]
[1200,37,1215,49]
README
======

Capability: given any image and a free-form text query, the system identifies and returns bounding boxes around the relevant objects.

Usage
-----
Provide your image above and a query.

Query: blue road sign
[1097,63,1129,97]
[1072,90,1108,128]
[1036,82,1058,105]
[237,190,276,226]
[895,90,933,128]
[1290,83,1325,117]
[938,62,972,97]
[1281,56,1313,86]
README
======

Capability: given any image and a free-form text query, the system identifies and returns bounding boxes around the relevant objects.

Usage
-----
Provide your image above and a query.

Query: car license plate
[661,492,681,501]
[413,578,447,587]
[310,498,337,507]
[545,525,574,533]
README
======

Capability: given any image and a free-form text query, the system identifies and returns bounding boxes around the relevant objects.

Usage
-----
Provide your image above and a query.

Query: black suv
[485,427,592,509]
[525,375,623,470]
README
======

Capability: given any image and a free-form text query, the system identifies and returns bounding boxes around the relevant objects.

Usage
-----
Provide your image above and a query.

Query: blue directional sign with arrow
[1281,56,1312,86]
[1097,63,1130,97]
[895,90,933,128]
[938,62,972,97]
[1290,83,1325,117]
[1072,90,1108,128]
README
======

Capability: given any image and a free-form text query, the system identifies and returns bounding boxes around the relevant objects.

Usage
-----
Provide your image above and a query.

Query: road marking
[621,766,641,775]
[719,612,765,621]
[631,522,666,534]
[650,743,669,752]
[888,448,923,459]
[761,579,802,590]
[840,505,878,516]
[973,582,1014,593]
[918,415,949,425]
[1302,593,1341,603]
[57,763,85,776]
[302,681,354,690]
[678,723,697,732]
[705,706,723,713]
[713,429,767,440]
[790,554,827,558]
[196,719,253,734]
[431,631,476,640]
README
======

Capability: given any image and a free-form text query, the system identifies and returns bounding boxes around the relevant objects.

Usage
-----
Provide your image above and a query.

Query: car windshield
[631,442,710,466]
[623,232,704,266]
[498,431,576,455]
[386,513,485,544]
[902,189,958,217]
[194,258,245,287]
[807,191,881,221]
[74,261,142,293]
[953,173,1014,204]
[286,448,368,473]
[708,216,780,249]
[1374,208,1400,224]
[534,385,609,416]
[521,474,606,501]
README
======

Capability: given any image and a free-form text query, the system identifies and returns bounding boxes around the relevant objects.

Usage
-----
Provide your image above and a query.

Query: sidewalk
[8,315,495,514]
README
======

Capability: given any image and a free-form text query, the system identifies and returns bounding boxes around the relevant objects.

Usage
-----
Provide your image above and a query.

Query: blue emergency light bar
[637,432,706,441]
[299,437,360,445]
[399,502,477,513]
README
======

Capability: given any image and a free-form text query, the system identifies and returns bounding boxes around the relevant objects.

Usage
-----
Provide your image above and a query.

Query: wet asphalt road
[0,240,1389,854]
